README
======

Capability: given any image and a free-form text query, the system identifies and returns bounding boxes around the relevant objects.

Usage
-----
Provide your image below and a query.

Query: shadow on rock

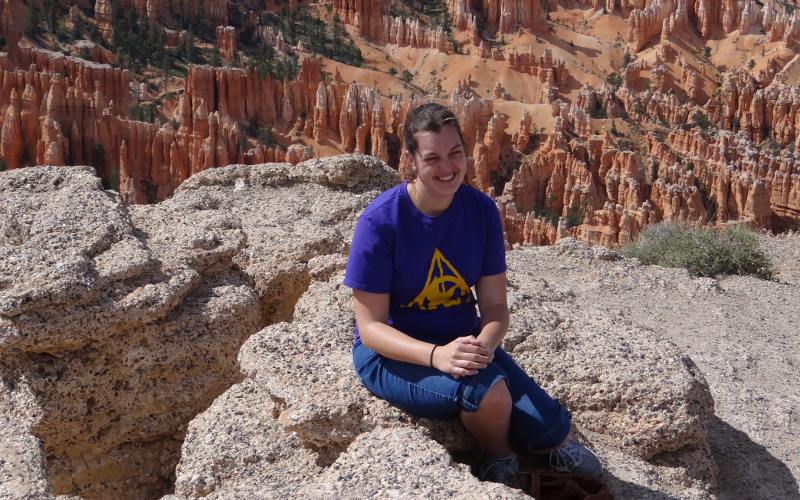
[607,474,678,500]
[710,416,799,500]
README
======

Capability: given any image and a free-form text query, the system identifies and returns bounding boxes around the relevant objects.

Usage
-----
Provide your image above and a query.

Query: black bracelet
[429,345,438,368]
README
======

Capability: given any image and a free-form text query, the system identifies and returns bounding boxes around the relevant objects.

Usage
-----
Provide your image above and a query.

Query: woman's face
[408,125,467,199]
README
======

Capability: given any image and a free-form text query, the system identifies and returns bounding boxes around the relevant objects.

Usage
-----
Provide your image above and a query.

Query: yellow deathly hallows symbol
[404,248,471,311]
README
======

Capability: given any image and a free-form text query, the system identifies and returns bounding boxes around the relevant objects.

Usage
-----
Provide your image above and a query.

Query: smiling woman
[343,103,603,486]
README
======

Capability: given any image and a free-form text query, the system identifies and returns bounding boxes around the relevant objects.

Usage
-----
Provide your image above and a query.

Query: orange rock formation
[216,26,237,62]
[3,0,799,247]
[332,0,390,41]
[450,0,546,35]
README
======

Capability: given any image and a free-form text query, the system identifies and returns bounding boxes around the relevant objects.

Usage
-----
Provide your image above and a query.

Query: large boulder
[505,241,717,497]
[175,256,716,498]
[0,155,397,498]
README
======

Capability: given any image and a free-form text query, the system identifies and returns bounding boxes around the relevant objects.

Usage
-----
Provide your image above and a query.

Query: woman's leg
[490,347,572,450]
[460,379,513,458]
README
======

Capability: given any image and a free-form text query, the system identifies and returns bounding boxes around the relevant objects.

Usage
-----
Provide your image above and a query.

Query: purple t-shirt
[343,181,506,345]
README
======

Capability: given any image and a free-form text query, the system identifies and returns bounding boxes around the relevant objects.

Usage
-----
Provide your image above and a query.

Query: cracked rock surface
[174,251,721,499]
[0,155,396,499]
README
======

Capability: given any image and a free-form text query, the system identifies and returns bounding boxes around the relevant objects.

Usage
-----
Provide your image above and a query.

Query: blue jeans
[353,341,571,450]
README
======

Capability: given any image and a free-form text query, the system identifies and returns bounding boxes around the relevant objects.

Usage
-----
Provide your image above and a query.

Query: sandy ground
[511,234,800,499]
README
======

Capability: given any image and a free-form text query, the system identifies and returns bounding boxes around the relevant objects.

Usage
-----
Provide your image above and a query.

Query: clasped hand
[431,335,494,378]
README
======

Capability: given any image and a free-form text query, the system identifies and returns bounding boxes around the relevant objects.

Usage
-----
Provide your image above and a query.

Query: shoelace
[549,441,584,472]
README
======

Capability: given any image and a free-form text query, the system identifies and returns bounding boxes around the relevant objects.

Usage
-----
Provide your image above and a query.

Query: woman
[344,103,601,485]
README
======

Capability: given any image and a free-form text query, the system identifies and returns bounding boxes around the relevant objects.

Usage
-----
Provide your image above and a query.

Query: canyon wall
[2,0,799,247]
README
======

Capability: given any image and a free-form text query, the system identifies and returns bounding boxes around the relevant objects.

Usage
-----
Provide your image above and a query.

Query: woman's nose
[444,156,460,171]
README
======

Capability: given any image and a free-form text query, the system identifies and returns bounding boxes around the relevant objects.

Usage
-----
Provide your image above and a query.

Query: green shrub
[565,206,585,229]
[623,52,633,68]
[257,127,275,146]
[91,142,105,170]
[210,46,222,67]
[606,72,622,91]
[27,3,42,37]
[107,167,120,192]
[129,102,156,123]
[692,110,711,131]
[623,222,773,279]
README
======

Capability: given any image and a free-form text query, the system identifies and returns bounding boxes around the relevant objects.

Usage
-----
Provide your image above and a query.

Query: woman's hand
[432,336,492,378]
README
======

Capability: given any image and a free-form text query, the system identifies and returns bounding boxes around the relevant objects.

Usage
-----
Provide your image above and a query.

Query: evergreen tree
[92,143,106,171]
[210,46,222,67]
[331,14,346,49]
[27,3,42,37]
[42,0,58,33]
[183,32,199,63]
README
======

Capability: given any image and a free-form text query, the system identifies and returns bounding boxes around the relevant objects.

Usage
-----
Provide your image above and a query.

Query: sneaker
[478,453,520,486]
[548,438,603,478]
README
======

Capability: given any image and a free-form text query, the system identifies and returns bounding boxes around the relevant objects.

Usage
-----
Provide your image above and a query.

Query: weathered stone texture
[0,154,398,498]
[173,236,717,499]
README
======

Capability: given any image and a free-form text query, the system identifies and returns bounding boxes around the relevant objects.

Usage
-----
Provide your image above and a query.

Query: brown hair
[403,103,466,155]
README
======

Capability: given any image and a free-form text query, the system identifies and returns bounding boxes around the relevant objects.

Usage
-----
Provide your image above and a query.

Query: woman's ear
[401,150,417,180]
[402,150,413,166]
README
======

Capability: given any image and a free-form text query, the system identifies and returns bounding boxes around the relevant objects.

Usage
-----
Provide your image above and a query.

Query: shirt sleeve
[481,198,507,276]
[343,215,393,293]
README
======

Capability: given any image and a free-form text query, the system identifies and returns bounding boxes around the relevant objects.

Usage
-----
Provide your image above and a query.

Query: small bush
[400,70,414,83]
[257,127,275,146]
[107,167,120,192]
[692,110,712,131]
[606,72,622,91]
[623,52,633,68]
[623,223,773,279]
[91,142,105,170]
[565,206,585,228]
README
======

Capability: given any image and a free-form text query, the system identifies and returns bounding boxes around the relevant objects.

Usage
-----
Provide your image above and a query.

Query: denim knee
[492,348,572,450]
[458,361,508,412]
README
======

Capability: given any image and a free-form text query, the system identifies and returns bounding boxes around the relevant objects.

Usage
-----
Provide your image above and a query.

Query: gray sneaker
[478,453,520,486]
[548,438,603,478]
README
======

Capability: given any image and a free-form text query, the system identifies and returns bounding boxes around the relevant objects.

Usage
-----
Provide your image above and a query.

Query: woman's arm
[475,272,510,352]
[354,289,491,377]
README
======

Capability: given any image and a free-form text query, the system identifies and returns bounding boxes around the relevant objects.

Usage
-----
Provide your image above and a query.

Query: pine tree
[27,3,42,37]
